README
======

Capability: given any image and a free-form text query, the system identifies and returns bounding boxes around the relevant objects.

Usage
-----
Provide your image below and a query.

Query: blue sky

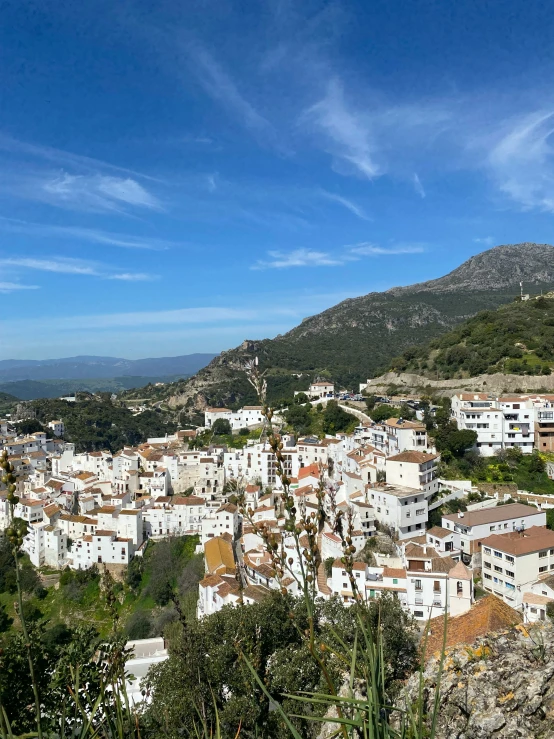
[2,0,554,360]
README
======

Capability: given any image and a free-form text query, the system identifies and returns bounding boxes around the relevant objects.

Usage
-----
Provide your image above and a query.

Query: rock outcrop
[403,621,554,738]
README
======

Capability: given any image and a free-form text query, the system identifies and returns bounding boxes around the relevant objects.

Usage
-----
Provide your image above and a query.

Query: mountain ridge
[0,353,217,382]
[145,243,554,419]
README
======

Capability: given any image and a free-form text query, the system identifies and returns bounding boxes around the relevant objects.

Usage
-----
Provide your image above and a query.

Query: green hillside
[0,374,190,401]
[391,294,554,379]
[26,397,176,452]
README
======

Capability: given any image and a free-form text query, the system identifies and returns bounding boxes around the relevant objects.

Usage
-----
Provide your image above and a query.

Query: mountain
[133,243,554,418]
[0,353,217,382]
[0,375,194,401]
[389,291,554,379]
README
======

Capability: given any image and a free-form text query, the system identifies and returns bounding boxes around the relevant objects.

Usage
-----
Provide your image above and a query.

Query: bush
[125,610,153,640]
[239,427,250,436]
[212,418,232,435]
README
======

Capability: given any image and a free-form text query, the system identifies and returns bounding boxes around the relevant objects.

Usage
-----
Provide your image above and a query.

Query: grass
[1,535,202,640]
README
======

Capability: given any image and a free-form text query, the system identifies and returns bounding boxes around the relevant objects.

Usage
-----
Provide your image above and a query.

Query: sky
[2,0,554,360]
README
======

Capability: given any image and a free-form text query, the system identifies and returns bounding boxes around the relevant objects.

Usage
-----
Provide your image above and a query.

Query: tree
[285,403,312,435]
[294,392,309,404]
[212,418,232,435]
[364,395,378,412]
[370,404,401,424]
[0,602,13,632]
[547,508,554,531]
[322,401,356,433]
[125,610,152,640]
[434,422,478,457]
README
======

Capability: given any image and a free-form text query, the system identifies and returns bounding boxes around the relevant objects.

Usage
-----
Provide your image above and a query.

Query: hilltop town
[3,380,554,633]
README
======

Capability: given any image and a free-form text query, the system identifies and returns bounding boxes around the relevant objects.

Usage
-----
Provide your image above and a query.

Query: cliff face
[404,622,554,738]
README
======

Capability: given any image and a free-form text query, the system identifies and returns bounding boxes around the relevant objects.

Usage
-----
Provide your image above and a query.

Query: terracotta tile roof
[245,484,261,493]
[430,556,457,574]
[442,503,540,527]
[387,451,438,464]
[243,584,271,602]
[425,595,522,654]
[299,464,320,480]
[384,418,425,429]
[522,592,554,606]
[480,526,554,556]
[383,567,406,579]
[172,496,205,506]
[448,560,472,581]
[427,526,455,539]
[205,536,235,575]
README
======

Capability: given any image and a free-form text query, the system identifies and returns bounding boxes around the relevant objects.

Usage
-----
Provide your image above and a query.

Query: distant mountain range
[149,243,554,417]
[0,354,217,382]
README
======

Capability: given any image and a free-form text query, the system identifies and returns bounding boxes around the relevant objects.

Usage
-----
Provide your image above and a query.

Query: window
[393,578,398,584]
[484,561,491,569]
[433,580,441,593]
[484,573,492,580]
[494,565,502,573]
[415,579,422,591]
[505,570,515,579]
[505,555,514,564]
[457,581,463,595]
[484,547,491,555]
[539,550,548,558]
[490,525,496,531]
[493,550,503,559]
[414,610,424,618]
[539,566,548,573]
[342,582,348,588]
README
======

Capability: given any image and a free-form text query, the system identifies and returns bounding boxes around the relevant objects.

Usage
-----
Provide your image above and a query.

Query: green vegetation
[284,400,358,436]
[27,396,176,452]
[0,536,202,643]
[211,418,232,435]
[143,592,419,739]
[0,374,192,401]
[392,294,554,378]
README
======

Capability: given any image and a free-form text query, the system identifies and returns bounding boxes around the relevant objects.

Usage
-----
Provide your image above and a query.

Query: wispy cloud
[319,190,370,220]
[185,42,277,143]
[0,257,98,275]
[484,110,554,212]
[35,172,162,213]
[108,272,156,282]
[348,242,427,256]
[0,256,158,282]
[0,217,172,251]
[252,248,342,269]
[0,281,39,294]
[413,173,425,198]
[0,133,160,182]
[473,236,496,246]
[305,78,379,179]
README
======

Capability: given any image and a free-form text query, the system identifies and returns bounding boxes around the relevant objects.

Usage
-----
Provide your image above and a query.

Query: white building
[204,406,267,431]
[383,418,430,455]
[367,484,428,540]
[441,503,546,562]
[308,382,335,399]
[404,543,473,620]
[72,529,134,569]
[385,451,440,494]
[451,393,536,456]
[201,502,240,544]
[480,526,554,608]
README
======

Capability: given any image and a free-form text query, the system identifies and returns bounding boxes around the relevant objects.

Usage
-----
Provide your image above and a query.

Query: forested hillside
[136,243,554,417]
[391,294,554,379]
[26,397,176,452]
